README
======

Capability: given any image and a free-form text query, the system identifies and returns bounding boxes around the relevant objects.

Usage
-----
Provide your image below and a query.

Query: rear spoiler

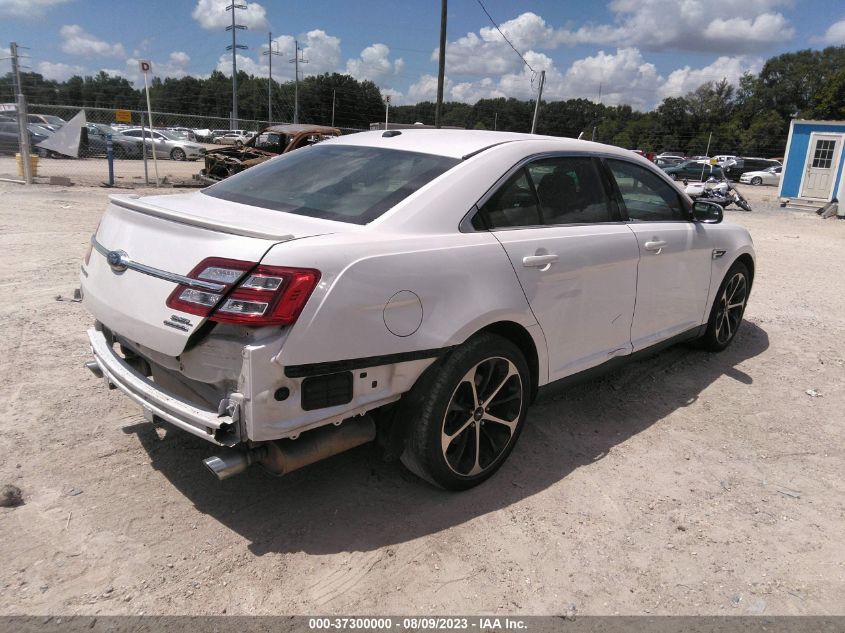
[109,194,295,241]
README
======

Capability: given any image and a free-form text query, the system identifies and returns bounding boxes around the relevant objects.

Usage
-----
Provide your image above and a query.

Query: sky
[1,0,845,110]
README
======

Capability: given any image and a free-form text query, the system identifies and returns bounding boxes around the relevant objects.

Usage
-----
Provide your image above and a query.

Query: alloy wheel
[440,357,523,477]
[714,272,747,345]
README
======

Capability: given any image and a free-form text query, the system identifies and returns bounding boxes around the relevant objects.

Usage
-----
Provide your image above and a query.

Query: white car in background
[740,165,782,186]
[120,128,206,161]
[215,131,251,146]
[81,130,755,490]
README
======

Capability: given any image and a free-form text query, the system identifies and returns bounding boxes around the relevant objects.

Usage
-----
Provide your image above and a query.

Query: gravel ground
[0,182,842,616]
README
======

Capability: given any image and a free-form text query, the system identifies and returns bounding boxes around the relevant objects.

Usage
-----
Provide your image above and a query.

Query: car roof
[323,129,636,160]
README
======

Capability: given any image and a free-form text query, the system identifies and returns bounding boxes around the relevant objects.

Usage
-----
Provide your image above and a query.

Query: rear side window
[474,156,613,229]
[204,144,459,225]
[607,159,687,222]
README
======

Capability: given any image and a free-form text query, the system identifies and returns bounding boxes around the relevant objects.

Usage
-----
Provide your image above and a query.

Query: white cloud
[216,29,342,81]
[60,25,125,58]
[555,48,661,107]
[106,52,193,84]
[216,52,266,78]
[439,12,557,75]
[407,74,452,103]
[37,61,86,81]
[346,44,404,82]
[554,1,794,53]
[192,0,267,30]
[818,19,845,45]
[414,46,758,110]
[439,4,794,68]
[659,56,763,99]
[0,0,69,19]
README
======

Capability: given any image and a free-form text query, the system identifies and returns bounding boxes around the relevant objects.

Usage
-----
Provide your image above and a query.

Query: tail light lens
[165,257,320,326]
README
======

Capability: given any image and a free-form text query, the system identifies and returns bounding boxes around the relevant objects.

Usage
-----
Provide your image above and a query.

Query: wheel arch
[734,253,755,288]
[473,320,540,403]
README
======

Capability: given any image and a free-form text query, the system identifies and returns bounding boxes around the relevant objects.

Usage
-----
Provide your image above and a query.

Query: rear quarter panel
[261,230,549,384]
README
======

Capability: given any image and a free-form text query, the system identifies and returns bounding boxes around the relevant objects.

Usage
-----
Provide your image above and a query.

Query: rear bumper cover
[87,326,240,446]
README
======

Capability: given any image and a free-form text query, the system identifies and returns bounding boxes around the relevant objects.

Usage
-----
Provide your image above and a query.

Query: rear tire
[401,333,529,491]
[697,261,750,352]
[170,148,186,161]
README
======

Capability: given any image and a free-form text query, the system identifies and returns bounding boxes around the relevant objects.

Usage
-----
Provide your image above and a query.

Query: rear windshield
[203,144,460,224]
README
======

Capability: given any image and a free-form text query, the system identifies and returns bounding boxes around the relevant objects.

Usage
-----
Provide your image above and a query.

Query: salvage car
[81,130,755,490]
[200,123,341,182]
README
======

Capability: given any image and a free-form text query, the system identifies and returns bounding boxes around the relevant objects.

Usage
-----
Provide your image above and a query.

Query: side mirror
[693,200,723,224]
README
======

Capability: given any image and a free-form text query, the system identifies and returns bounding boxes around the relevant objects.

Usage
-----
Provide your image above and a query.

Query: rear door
[605,159,713,351]
[473,156,640,382]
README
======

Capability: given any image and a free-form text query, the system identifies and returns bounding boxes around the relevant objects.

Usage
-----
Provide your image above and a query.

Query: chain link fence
[0,103,363,188]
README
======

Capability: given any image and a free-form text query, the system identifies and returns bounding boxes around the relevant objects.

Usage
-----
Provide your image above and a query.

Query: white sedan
[740,165,782,186]
[80,130,755,490]
[215,132,250,146]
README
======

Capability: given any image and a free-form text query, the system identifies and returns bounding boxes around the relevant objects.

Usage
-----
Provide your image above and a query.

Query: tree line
[2,45,843,156]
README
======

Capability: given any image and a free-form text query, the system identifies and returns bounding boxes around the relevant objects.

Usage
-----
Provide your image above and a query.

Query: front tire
[751,176,762,186]
[697,262,750,352]
[401,333,529,490]
[170,148,186,161]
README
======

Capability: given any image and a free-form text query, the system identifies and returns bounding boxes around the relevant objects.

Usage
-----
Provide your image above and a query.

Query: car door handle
[522,254,559,268]
[644,240,668,254]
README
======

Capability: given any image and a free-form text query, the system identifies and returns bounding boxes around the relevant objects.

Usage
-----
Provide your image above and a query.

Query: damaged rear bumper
[87,326,242,446]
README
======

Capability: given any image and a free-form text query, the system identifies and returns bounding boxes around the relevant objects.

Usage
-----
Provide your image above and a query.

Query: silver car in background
[120,128,206,161]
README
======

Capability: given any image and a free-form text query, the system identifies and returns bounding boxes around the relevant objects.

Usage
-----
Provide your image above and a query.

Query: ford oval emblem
[107,250,128,272]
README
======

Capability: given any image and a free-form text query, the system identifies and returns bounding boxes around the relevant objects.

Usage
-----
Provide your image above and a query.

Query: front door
[606,159,714,351]
[472,156,640,382]
[801,134,842,199]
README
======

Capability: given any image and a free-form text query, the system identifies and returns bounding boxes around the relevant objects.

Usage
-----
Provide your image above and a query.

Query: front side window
[607,159,688,222]
[204,144,459,225]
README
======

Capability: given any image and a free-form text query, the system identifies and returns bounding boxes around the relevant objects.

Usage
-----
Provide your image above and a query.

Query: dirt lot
[0,182,843,616]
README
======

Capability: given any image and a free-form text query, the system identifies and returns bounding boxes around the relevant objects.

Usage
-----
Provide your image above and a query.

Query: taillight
[165,257,320,326]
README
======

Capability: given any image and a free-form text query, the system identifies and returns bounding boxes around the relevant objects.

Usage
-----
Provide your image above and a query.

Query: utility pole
[331,89,336,127]
[225,0,247,129]
[289,40,308,124]
[530,69,545,134]
[494,112,498,131]
[384,94,390,130]
[435,0,447,128]
[263,32,282,126]
[8,42,32,184]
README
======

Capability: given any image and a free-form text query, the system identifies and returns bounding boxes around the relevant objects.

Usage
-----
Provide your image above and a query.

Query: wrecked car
[199,123,341,182]
[82,130,755,490]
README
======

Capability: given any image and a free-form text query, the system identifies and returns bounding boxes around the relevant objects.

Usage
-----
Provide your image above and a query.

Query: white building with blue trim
[779,119,845,202]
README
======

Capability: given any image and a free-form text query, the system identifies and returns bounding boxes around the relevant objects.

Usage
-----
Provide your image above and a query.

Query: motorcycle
[683,176,752,212]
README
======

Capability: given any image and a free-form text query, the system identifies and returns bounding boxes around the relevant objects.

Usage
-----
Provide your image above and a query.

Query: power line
[475,0,536,78]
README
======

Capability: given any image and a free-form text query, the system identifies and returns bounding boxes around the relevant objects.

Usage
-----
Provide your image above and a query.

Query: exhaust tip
[85,360,103,378]
[203,453,251,480]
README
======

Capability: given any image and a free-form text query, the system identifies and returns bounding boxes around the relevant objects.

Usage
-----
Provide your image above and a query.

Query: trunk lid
[81,192,350,357]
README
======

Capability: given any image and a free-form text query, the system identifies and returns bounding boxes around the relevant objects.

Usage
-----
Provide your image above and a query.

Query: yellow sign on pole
[115,109,132,123]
